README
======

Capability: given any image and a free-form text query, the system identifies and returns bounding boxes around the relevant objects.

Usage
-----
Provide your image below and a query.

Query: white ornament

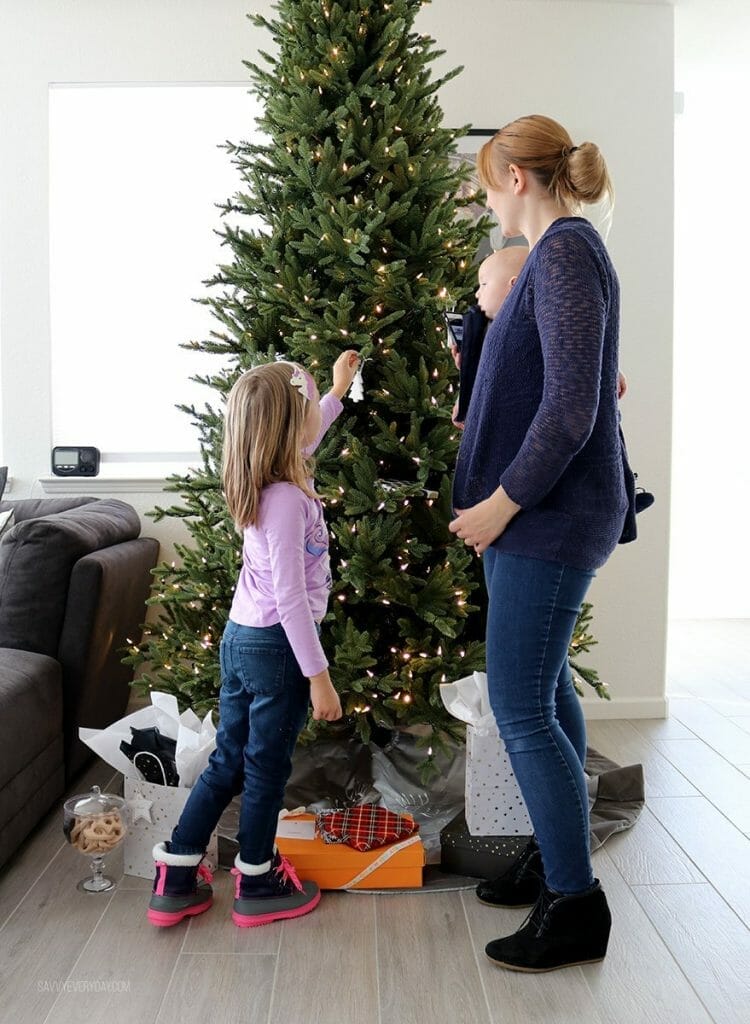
[350,366,364,402]
[129,791,154,824]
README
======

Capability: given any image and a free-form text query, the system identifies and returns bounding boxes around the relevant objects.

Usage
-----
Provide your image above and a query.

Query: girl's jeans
[483,548,595,895]
[170,620,311,865]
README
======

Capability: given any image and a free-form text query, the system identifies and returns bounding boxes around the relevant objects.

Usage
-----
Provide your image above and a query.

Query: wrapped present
[315,805,419,851]
[79,691,218,879]
[276,812,424,890]
[440,811,530,879]
[440,672,532,837]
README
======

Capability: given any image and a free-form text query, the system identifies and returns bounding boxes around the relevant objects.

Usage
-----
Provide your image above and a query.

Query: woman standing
[449,115,629,972]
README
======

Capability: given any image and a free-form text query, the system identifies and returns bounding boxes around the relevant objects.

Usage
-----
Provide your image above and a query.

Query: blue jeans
[170,620,311,865]
[483,548,595,894]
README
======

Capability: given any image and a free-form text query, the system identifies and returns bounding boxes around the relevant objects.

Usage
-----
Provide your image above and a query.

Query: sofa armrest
[59,536,159,779]
[0,498,142,658]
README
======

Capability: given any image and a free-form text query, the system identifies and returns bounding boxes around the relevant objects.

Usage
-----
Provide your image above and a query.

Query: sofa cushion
[0,499,141,658]
[0,496,96,522]
[0,648,63,789]
[0,509,14,538]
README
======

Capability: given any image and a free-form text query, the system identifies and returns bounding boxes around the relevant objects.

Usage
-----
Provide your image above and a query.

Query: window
[49,84,261,464]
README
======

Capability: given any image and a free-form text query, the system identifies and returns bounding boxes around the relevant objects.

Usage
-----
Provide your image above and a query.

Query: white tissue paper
[440,672,532,837]
[79,691,218,878]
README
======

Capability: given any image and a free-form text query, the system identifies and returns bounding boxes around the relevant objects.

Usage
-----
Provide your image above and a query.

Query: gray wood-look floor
[1,619,748,1024]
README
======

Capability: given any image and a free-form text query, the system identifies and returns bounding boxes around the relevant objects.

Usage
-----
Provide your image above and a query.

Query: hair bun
[566,142,611,204]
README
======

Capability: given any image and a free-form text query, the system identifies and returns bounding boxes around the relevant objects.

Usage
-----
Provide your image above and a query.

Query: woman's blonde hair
[477,114,614,213]
[222,361,314,531]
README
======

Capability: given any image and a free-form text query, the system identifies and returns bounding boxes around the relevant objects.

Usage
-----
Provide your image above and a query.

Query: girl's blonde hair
[222,362,314,531]
[477,114,614,214]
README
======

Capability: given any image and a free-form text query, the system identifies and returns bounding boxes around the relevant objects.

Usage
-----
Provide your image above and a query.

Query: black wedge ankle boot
[475,837,545,908]
[485,880,612,972]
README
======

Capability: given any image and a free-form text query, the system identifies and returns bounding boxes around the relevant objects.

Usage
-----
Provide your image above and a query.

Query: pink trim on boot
[147,899,214,928]
[154,862,167,897]
[231,889,321,928]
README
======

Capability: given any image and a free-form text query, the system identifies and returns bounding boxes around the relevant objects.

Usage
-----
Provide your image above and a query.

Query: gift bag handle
[133,750,168,787]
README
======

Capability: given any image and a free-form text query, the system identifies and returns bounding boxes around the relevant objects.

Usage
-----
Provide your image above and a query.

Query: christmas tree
[129,0,488,761]
[128,0,606,769]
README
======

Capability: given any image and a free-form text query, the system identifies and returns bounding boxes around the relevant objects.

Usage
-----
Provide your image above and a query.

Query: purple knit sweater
[453,217,628,572]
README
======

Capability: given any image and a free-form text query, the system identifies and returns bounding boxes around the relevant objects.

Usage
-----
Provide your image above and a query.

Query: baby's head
[475,246,529,319]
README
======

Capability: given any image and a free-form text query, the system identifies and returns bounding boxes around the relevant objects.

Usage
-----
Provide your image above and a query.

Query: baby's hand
[332,350,360,399]
[451,398,464,430]
[310,674,343,722]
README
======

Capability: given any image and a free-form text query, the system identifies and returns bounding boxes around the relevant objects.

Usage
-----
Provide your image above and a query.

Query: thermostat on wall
[51,446,100,477]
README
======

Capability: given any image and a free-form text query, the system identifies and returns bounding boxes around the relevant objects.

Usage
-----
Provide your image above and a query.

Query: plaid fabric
[315,806,419,852]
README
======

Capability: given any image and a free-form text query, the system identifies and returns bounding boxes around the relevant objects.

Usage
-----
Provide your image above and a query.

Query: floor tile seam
[458,890,495,1024]
[599,850,720,1024]
[39,890,115,1024]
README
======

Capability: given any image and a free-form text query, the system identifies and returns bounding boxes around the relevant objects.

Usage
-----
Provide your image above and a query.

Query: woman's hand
[449,487,521,555]
[332,350,360,400]
[309,671,343,721]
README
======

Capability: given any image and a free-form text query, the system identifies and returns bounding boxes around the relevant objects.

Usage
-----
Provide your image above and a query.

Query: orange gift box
[275,813,425,890]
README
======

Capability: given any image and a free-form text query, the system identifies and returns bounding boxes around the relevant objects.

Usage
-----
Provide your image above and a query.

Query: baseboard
[580,695,669,720]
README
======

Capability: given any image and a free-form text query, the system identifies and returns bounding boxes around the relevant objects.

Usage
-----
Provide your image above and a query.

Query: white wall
[0,0,674,717]
[670,0,750,618]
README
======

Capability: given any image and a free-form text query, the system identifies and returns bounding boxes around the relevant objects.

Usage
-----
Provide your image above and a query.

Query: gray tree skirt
[217,732,645,890]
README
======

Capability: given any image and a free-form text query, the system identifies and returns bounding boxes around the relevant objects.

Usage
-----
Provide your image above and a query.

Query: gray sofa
[0,497,159,869]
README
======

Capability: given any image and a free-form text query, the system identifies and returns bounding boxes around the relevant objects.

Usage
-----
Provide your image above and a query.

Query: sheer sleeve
[499,232,607,508]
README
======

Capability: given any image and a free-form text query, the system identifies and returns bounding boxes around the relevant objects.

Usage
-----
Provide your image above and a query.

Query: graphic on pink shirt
[305,513,329,559]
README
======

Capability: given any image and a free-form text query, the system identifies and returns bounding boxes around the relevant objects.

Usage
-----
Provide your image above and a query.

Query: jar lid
[64,784,126,817]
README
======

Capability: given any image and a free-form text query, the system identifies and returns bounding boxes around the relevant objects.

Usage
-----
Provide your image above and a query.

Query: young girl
[147,351,359,929]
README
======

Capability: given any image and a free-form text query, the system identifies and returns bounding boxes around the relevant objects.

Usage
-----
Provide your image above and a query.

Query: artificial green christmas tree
[129,0,487,763]
[128,0,606,768]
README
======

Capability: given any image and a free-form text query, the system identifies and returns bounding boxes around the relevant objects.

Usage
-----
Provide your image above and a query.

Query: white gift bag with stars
[78,691,219,878]
[123,778,218,879]
[440,672,532,837]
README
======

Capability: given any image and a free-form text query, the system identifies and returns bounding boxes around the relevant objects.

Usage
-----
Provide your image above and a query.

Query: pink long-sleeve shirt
[228,392,343,677]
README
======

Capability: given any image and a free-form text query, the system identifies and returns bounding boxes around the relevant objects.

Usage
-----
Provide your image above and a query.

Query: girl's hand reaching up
[309,671,343,721]
[332,350,360,400]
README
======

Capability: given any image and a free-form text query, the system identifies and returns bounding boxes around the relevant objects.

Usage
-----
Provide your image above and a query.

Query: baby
[450,247,529,427]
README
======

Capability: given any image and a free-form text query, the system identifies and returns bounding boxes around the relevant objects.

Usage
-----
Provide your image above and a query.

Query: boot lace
[504,839,541,884]
[521,886,558,938]
[197,863,213,885]
[275,854,303,893]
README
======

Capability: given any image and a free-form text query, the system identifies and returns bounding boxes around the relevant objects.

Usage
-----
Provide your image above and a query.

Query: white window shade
[49,84,262,459]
